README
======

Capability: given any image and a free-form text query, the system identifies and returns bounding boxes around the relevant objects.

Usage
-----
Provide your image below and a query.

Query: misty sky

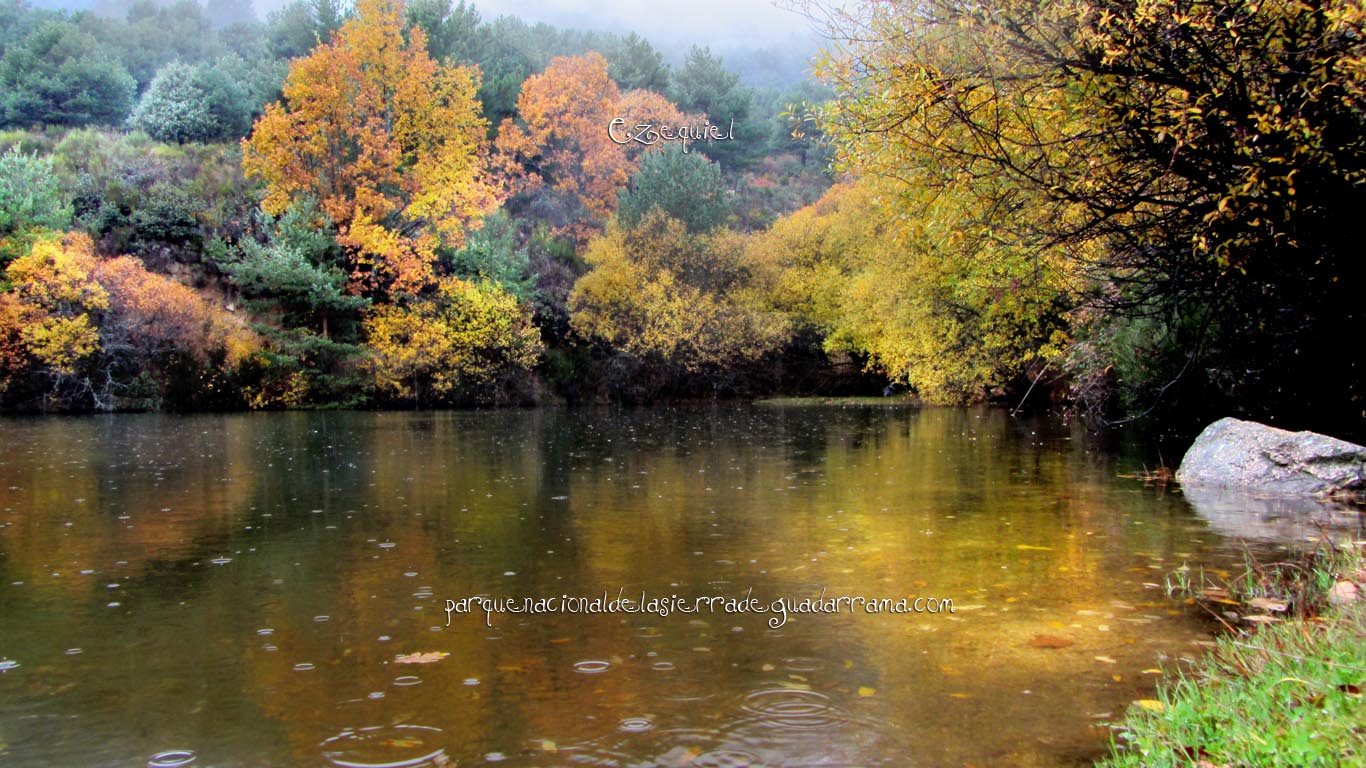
[467,0,820,47]
[32,0,833,48]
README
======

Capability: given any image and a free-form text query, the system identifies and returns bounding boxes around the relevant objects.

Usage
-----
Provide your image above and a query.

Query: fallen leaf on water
[394,651,449,665]
[381,738,422,748]
[761,663,775,672]
[1247,597,1288,612]
[539,740,557,752]
[1028,634,1074,649]
[1094,655,1118,664]
[1243,615,1281,624]
[858,686,876,697]
[497,665,525,673]
[659,745,702,766]
[949,692,972,699]
[1142,668,1163,675]
[1016,544,1053,551]
[1111,675,1123,682]
[1134,699,1165,712]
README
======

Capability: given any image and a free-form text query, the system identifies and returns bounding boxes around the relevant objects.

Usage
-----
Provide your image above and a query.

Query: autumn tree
[4,232,107,376]
[0,291,30,393]
[93,255,259,374]
[569,211,789,375]
[496,52,699,242]
[613,88,691,163]
[748,182,1073,403]
[818,0,1366,425]
[244,0,504,295]
[495,52,630,241]
[1,232,259,409]
[364,276,543,405]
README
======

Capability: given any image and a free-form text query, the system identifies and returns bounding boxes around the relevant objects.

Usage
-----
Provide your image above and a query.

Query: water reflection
[0,407,1280,766]
[1180,483,1364,543]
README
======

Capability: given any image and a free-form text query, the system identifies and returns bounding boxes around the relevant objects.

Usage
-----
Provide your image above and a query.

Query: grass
[1098,544,1366,767]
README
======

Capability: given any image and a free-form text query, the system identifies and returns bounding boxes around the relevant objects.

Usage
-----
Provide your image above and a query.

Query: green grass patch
[1100,546,1366,767]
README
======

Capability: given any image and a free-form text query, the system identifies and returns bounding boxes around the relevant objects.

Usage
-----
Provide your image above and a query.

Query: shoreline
[1098,544,1366,766]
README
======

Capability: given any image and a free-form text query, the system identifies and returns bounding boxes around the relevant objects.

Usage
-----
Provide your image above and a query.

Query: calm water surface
[0,407,1286,767]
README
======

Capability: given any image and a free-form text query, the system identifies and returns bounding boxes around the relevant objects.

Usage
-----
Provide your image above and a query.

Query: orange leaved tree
[495,53,690,242]
[243,0,503,296]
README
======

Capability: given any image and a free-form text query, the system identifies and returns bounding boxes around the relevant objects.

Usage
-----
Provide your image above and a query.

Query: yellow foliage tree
[569,211,789,373]
[5,232,108,374]
[1,232,260,406]
[747,182,1072,403]
[243,0,503,296]
[364,277,543,404]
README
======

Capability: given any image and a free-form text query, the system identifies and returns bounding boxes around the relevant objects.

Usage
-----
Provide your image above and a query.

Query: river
[0,406,1285,766]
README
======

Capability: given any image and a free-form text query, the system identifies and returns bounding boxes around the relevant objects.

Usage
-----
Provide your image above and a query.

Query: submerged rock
[1176,417,1365,497]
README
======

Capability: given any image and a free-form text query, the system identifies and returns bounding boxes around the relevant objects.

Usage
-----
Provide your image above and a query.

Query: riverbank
[1099,544,1366,766]
[753,395,919,407]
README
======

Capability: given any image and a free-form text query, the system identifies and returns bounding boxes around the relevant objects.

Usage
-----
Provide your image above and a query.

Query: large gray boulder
[1176,417,1366,497]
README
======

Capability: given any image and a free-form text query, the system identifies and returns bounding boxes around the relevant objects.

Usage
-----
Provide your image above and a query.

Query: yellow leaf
[1134,699,1165,712]
[394,651,449,664]
[858,686,877,697]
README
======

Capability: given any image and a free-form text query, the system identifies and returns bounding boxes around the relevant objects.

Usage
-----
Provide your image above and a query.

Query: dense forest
[0,0,1362,436]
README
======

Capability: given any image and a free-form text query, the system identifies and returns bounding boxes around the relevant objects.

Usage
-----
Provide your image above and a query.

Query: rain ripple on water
[320,724,447,768]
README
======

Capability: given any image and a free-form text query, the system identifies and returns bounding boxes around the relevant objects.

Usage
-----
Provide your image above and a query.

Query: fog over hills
[24,0,827,86]
[26,0,822,46]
